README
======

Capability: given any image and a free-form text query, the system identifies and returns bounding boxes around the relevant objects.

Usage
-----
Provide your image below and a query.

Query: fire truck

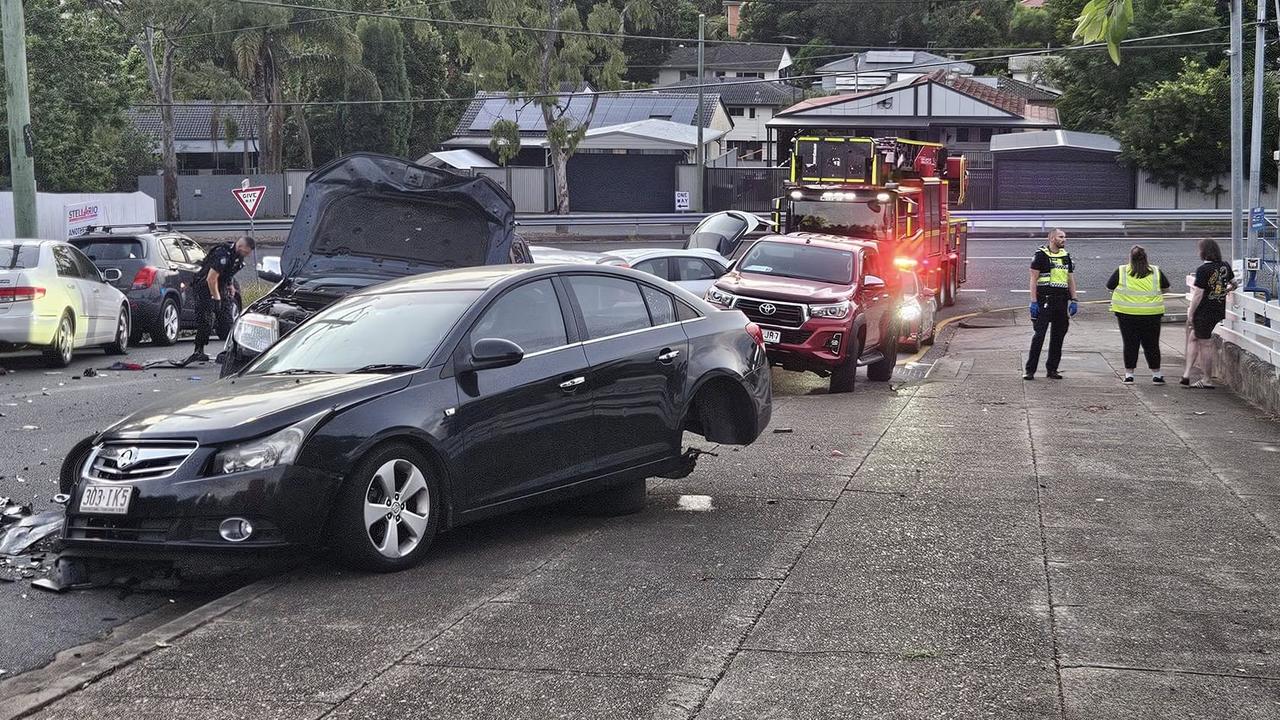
[774,136,969,307]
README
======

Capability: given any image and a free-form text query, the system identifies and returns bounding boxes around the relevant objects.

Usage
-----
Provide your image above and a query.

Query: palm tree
[222,1,379,171]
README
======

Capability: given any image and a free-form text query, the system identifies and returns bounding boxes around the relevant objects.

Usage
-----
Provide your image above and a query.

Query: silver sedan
[609,248,731,297]
[0,239,132,367]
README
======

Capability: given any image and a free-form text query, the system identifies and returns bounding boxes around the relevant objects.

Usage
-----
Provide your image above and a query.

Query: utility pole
[1247,0,1267,251]
[1229,0,1244,266]
[2,0,38,238]
[696,13,706,213]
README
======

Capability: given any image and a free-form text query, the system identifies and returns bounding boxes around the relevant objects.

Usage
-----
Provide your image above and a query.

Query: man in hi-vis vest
[1024,229,1076,380]
[1106,245,1170,383]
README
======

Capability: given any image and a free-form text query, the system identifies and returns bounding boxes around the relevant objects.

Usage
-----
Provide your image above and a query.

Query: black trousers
[1116,313,1162,370]
[1026,293,1070,374]
[192,285,231,352]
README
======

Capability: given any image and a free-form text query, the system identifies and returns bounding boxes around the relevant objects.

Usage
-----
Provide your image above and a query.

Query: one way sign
[232,184,267,219]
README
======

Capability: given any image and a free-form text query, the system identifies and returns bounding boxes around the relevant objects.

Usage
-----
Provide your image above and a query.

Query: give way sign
[232,184,267,219]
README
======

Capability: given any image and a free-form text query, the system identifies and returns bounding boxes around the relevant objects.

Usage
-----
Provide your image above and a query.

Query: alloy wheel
[363,458,431,559]
[116,310,130,351]
[56,317,73,365]
[162,303,179,342]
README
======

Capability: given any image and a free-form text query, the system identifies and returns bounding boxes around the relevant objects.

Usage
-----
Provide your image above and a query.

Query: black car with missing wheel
[70,226,241,346]
[220,152,530,377]
[60,264,771,571]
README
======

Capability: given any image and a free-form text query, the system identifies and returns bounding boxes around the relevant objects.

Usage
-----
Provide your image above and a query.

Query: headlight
[214,411,328,475]
[232,313,279,354]
[705,286,737,307]
[810,301,851,319]
[898,300,922,321]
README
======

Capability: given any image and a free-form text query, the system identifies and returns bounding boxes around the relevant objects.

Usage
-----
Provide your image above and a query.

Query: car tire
[152,298,180,346]
[104,307,130,355]
[943,266,957,307]
[567,477,647,516]
[867,328,897,382]
[333,442,441,573]
[59,435,97,495]
[43,312,74,368]
[922,313,937,346]
[829,333,861,394]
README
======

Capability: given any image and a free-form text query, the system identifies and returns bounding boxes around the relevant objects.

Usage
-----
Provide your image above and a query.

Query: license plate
[79,484,132,515]
[762,329,781,344]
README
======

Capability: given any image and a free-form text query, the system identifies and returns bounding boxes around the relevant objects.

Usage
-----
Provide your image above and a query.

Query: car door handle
[657,349,681,363]
[559,376,586,390]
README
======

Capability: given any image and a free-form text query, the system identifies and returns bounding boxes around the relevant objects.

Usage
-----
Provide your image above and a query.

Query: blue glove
[1069,300,1079,317]
[1029,301,1039,320]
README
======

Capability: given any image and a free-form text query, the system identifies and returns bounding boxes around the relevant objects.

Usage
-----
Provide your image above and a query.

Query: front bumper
[759,316,854,374]
[64,456,343,552]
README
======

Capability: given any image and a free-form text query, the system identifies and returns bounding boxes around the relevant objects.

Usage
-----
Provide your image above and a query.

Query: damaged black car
[60,265,771,571]
[220,152,531,376]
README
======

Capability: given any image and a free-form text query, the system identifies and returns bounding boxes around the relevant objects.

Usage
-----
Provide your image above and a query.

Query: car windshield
[1,242,41,269]
[738,241,856,286]
[791,200,890,238]
[245,289,481,375]
[70,239,145,261]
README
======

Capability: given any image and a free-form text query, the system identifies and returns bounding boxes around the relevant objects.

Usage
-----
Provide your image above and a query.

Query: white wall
[0,192,157,239]
[724,105,774,143]
[1136,171,1278,209]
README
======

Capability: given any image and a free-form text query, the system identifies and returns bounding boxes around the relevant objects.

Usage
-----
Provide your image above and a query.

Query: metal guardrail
[169,209,1274,235]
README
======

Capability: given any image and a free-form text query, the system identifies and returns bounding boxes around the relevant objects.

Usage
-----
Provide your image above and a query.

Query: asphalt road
[0,235,1204,683]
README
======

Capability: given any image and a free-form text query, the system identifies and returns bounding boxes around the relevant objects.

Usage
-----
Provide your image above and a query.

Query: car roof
[0,238,67,246]
[610,247,727,263]
[752,233,877,253]
[351,263,672,296]
[528,245,624,263]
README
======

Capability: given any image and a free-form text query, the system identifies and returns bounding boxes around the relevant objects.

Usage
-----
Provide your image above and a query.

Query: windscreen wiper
[266,368,335,375]
[348,363,421,374]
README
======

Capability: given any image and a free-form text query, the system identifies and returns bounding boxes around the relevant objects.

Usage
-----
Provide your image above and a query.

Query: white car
[529,245,628,267]
[0,239,132,367]
[609,248,731,297]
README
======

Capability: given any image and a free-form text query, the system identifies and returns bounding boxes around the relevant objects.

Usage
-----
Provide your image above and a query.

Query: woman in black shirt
[1183,238,1236,388]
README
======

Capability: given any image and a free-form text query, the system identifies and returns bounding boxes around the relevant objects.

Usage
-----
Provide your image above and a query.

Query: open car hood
[280,153,518,280]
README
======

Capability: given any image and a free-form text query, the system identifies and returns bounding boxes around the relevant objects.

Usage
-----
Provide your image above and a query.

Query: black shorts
[1192,308,1224,340]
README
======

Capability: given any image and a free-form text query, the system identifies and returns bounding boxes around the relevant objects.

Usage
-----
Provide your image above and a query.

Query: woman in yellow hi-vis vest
[1106,245,1170,384]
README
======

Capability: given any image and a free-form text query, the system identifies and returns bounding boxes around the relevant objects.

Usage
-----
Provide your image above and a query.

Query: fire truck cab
[776,136,969,307]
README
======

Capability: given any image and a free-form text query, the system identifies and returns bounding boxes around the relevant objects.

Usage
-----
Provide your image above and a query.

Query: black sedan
[61,265,772,571]
[70,227,241,346]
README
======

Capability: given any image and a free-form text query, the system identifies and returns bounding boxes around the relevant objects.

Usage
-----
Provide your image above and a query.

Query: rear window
[70,238,145,261]
[312,194,490,267]
[0,243,41,269]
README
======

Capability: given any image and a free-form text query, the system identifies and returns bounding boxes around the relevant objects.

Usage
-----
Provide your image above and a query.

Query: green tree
[1010,4,1055,46]
[342,17,413,156]
[458,0,654,214]
[0,0,151,193]
[925,0,1016,50]
[1117,61,1277,191]
[1073,0,1133,63]
[740,1,929,49]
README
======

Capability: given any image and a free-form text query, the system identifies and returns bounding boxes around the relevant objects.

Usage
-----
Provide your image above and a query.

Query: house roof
[557,119,726,149]
[990,129,1120,153]
[994,76,1061,101]
[127,102,259,141]
[816,50,975,76]
[772,69,1059,126]
[657,75,800,107]
[661,44,791,72]
[450,92,723,138]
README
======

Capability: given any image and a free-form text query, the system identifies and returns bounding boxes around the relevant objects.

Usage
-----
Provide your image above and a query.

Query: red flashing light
[0,286,45,302]
[131,266,160,290]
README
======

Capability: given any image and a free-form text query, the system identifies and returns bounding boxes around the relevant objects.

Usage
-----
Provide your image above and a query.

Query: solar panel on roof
[866,50,914,63]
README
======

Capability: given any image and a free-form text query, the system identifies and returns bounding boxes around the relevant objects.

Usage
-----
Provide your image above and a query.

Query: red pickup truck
[704,233,898,393]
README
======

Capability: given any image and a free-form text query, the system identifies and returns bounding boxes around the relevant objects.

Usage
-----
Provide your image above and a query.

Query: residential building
[657,45,792,86]
[814,51,975,94]
[127,102,259,174]
[1008,55,1056,88]
[657,75,800,162]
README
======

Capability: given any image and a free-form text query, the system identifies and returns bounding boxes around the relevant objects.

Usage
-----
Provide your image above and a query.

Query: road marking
[1009,289,1089,294]
[960,288,987,293]
[969,256,1029,260]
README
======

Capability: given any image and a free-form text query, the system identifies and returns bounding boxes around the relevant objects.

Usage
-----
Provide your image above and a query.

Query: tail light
[745,321,766,347]
[131,266,160,289]
[0,286,45,302]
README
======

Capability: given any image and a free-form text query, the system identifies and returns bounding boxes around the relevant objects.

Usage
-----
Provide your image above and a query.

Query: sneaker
[1190,379,1216,390]
[1022,372,1035,380]
[188,351,211,363]
[1152,376,1166,385]
[1179,377,1191,386]
[1122,375,1135,384]
[1047,371,1064,380]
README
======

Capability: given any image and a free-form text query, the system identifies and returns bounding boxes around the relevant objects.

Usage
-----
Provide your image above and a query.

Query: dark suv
[71,226,241,346]
[220,153,530,376]
[704,233,898,393]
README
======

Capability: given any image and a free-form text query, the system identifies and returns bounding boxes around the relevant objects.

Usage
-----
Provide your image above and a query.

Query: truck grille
[85,441,198,482]
[736,297,806,328]
[777,329,813,345]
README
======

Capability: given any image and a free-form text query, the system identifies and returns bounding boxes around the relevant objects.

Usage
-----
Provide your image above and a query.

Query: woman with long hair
[1107,245,1170,383]
[1183,238,1237,388]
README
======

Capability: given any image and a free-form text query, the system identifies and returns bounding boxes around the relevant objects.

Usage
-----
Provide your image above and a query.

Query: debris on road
[82,368,99,378]
[0,511,65,556]
[773,427,793,434]
[104,362,145,371]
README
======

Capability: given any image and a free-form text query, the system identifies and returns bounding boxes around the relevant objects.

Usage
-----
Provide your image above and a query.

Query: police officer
[191,236,254,362]
[1024,228,1077,380]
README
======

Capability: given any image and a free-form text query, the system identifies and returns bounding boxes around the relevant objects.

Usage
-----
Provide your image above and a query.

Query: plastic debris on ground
[82,367,99,378]
[104,362,145,371]
[0,511,64,556]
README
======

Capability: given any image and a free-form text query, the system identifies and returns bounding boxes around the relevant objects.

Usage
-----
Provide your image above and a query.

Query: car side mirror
[863,274,886,291]
[459,337,524,373]
[101,268,122,282]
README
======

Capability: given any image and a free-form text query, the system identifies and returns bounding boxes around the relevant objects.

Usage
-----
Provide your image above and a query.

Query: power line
[129,21,1249,109]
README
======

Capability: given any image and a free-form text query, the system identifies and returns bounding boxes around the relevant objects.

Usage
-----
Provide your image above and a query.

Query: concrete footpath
[10,305,1280,719]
